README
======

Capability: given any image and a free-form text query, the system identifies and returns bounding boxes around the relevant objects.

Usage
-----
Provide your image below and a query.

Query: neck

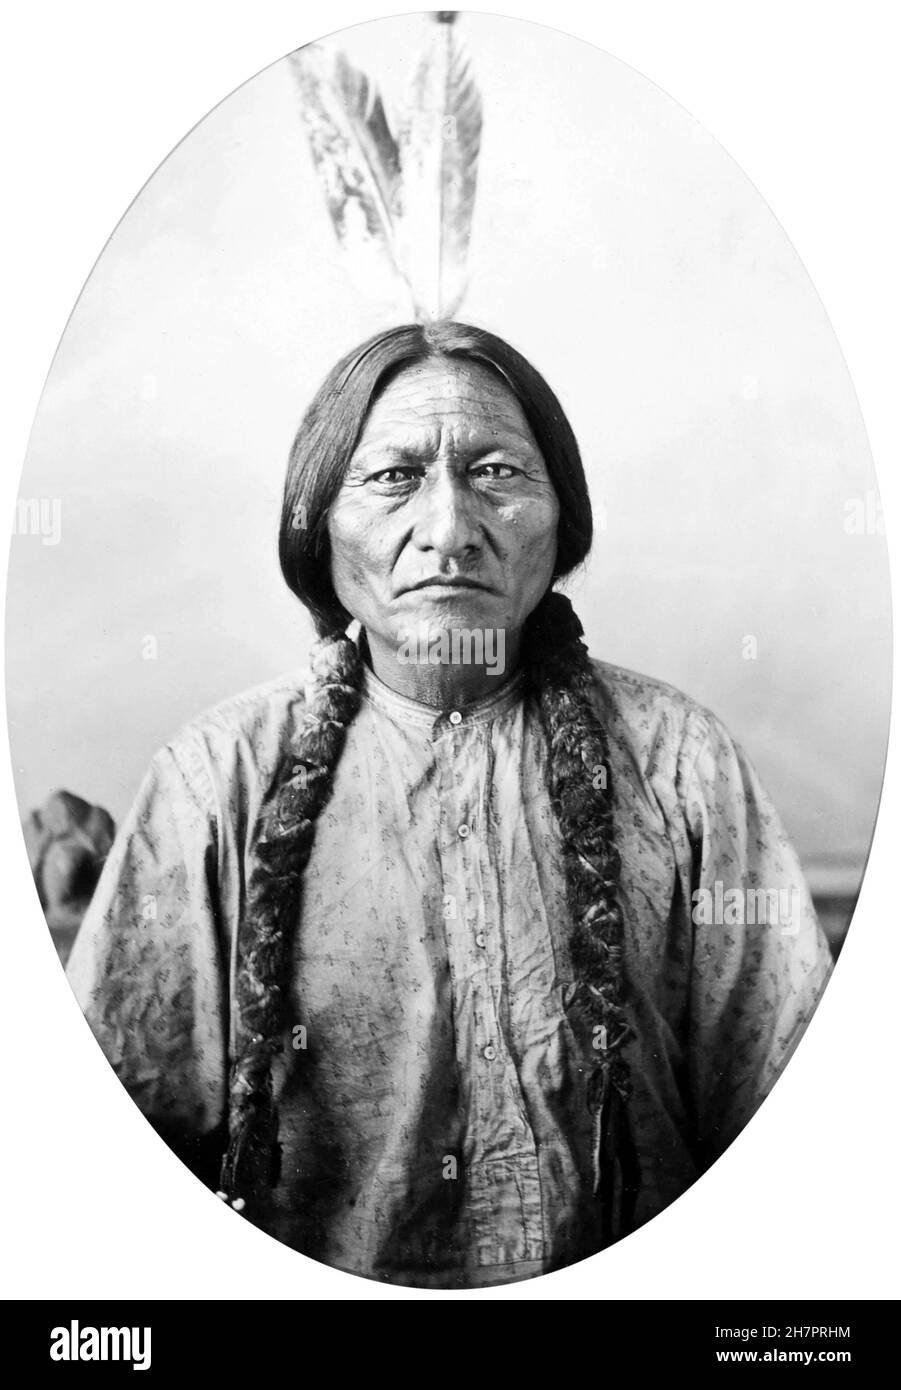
[364,626,523,709]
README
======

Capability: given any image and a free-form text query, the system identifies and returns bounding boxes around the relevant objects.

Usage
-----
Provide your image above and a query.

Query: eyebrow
[351,431,540,466]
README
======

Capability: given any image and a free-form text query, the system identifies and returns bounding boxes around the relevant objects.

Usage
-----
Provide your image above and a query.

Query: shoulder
[586,657,736,781]
[178,669,309,744]
[153,670,310,810]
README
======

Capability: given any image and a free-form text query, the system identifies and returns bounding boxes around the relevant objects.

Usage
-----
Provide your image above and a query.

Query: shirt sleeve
[65,736,229,1183]
[679,714,834,1168]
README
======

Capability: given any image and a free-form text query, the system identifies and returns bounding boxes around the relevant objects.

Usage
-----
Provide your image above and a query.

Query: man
[67,320,832,1288]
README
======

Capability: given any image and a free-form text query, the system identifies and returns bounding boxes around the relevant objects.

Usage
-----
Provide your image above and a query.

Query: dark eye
[470,462,519,480]
[370,466,422,485]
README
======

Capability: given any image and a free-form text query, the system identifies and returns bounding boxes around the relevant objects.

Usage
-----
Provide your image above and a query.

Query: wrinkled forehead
[352,357,543,463]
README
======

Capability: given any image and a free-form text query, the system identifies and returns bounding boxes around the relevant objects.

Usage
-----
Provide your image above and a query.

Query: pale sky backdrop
[5,11,891,882]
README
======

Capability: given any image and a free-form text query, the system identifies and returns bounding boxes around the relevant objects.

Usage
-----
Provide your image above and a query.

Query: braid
[218,628,364,1213]
[523,590,640,1242]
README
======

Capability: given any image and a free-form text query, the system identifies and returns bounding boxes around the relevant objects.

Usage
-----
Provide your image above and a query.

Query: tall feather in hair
[291,12,482,321]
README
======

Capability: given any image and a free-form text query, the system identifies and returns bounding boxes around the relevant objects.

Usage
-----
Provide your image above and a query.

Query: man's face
[328,358,560,664]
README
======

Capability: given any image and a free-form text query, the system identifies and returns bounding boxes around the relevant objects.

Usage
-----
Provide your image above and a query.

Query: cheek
[328,503,392,594]
[497,497,560,567]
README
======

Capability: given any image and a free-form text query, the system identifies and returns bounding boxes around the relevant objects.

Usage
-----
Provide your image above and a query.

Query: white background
[1,0,898,1301]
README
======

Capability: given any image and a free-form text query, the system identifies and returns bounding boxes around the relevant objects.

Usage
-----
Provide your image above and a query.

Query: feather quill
[292,13,482,320]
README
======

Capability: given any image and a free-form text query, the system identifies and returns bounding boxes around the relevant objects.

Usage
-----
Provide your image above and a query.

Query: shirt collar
[357,629,525,732]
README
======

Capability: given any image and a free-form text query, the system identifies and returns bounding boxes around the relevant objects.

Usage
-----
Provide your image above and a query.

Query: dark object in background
[24,790,115,965]
[807,857,859,960]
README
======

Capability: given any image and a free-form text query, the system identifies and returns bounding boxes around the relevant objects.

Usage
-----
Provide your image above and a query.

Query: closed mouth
[404,577,495,594]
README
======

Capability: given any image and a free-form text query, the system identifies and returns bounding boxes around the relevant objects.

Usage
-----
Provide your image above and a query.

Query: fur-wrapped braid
[219,630,364,1211]
[524,591,640,1242]
[220,592,638,1243]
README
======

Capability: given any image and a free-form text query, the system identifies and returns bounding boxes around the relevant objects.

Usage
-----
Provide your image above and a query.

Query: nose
[411,469,482,560]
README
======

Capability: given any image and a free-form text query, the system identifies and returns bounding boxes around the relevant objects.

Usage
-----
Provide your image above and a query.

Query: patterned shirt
[66,654,833,1288]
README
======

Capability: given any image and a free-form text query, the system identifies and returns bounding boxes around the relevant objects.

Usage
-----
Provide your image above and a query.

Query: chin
[407,600,503,633]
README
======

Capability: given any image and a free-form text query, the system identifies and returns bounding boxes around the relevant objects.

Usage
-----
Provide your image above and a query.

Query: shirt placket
[433,710,546,1268]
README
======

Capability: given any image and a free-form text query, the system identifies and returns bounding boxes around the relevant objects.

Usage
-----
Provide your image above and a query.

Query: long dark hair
[220,323,638,1252]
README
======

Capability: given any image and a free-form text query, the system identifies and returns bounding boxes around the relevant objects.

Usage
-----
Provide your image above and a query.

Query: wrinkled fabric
[66,654,833,1287]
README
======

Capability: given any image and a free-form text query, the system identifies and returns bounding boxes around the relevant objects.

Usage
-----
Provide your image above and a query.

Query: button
[457,823,470,839]
[475,932,486,949]
[448,710,463,726]
[482,1044,497,1061]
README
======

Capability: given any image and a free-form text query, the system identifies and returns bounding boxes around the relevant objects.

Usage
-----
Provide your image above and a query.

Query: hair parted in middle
[220,321,639,1251]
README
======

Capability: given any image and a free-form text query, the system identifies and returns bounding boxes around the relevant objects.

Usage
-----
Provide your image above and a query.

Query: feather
[291,46,409,307]
[291,14,483,321]
[395,13,483,320]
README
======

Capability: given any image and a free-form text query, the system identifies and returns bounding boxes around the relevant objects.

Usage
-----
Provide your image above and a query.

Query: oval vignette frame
[5,9,892,1293]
